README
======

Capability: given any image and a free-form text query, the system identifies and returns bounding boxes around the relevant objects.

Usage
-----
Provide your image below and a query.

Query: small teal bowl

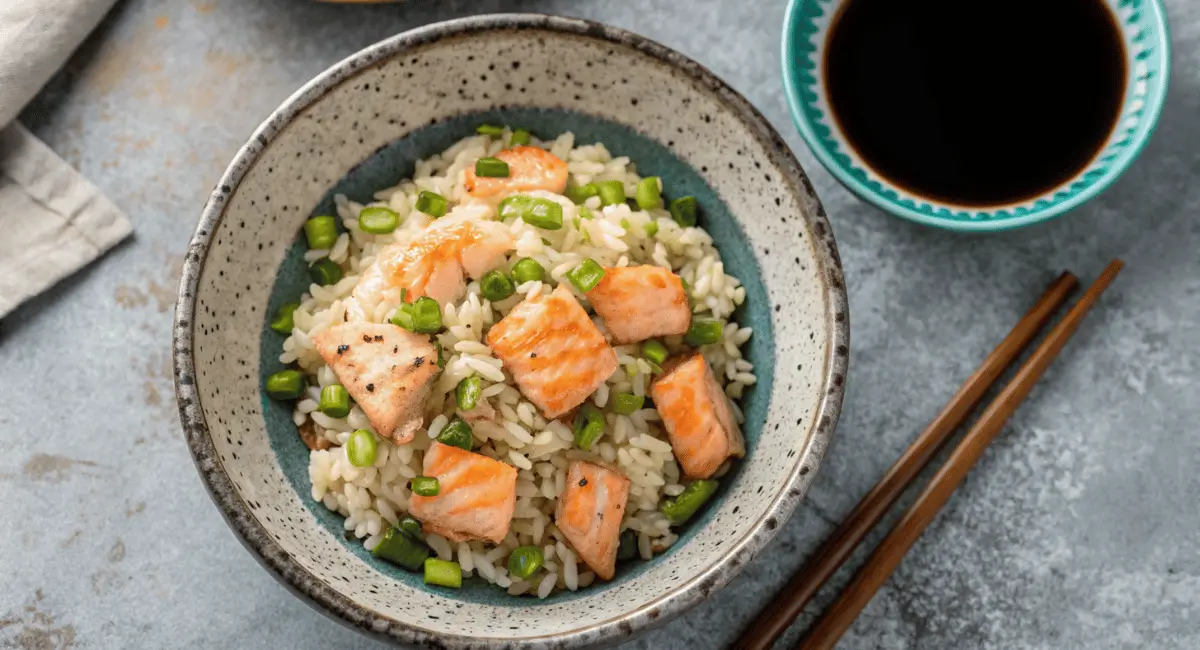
[782,0,1171,232]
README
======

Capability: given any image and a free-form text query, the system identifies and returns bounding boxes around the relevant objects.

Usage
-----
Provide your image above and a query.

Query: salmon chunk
[586,266,691,343]
[348,203,513,320]
[409,442,518,544]
[312,322,439,444]
[650,354,745,479]
[486,285,618,418]
[555,460,631,581]
[464,146,569,199]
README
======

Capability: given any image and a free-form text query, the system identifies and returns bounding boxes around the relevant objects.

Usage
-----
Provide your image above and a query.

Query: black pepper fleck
[366,383,375,392]
[337,345,350,355]
[362,335,371,343]
[373,335,384,342]
[413,356,426,368]
[578,478,588,487]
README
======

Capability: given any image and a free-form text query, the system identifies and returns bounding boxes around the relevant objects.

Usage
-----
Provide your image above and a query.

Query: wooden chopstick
[795,260,1123,650]
[735,270,1079,650]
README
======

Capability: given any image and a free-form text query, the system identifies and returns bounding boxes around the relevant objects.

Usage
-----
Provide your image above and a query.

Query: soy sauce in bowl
[825,0,1127,207]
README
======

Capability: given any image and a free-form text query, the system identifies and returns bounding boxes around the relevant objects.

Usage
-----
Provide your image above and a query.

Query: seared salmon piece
[312,322,439,444]
[555,460,631,580]
[486,285,618,418]
[586,265,690,343]
[464,146,569,199]
[650,354,745,479]
[348,203,512,320]
[409,442,518,544]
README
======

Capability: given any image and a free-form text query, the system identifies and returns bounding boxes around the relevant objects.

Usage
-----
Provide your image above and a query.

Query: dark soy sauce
[825,0,1127,206]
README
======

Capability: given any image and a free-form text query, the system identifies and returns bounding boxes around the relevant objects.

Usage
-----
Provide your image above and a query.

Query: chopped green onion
[509,128,532,146]
[635,177,663,210]
[435,340,447,368]
[372,525,431,571]
[309,258,343,286]
[358,206,399,234]
[660,479,719,525]
[669,196,698,227]
[347,429,377,467]
[410,297,442,333]
[303,216,338,249]
[318,385,351,418]
[617,529,639,562]
[455,376,482,412]
[567,258,606,293]
[415,190,448,218]
[497,195,527,221]
[684,319,724,347]
[411,476,440,497]
[578,205,595,220]
[620,217,631,230]
[476,124,505,136]
[611,392,645,415]
[437,418,474,451]
[680,278,696,309]
[498,195,563,230]
[506,546,545,579]
[399,516,423,538]
[596,180,626,206]
[392,296,442,334]
[269,302,300,335]
[644,220,660,237]
[265,370,305,400]
[423,558,462,588]
[510,258,547,284]
[641,339,669,366]
[475,157,510,178]
[524,200,564,230]
[480,270,515,301]
[573,403,605,450]
[564,183,599,205]
[391,308,413,331]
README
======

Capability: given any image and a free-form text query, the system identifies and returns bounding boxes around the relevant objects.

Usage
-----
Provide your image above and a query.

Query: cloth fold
[0,0,130,319]
[0,124,132,317]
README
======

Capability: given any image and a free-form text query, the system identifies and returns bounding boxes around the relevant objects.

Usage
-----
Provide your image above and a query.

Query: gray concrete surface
[2,0,1198,648]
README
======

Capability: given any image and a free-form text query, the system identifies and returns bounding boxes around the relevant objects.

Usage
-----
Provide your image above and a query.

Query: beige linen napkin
[0,0,130,319]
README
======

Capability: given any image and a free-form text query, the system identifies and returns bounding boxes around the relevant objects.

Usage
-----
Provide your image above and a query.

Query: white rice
[285,129,755,597]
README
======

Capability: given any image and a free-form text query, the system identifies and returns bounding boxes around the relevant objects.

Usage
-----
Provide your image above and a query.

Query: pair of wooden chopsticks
[738,260,1124,650]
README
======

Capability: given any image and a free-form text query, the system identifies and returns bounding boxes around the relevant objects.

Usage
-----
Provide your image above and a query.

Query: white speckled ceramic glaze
[175,14,847,649]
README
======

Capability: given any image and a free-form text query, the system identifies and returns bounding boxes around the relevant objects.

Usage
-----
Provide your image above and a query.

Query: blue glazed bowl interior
[258,108,775,605]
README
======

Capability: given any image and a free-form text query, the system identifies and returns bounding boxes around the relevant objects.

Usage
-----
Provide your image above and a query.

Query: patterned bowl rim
[781,0,1172,232]
[174,13,849,649]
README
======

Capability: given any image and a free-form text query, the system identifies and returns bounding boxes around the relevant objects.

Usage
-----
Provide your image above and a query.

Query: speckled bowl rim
[174,13,848,649]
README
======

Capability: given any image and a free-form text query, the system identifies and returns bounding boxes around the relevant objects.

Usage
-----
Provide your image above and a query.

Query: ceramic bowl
[174,14,847,648]
[782,0,1171,232]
